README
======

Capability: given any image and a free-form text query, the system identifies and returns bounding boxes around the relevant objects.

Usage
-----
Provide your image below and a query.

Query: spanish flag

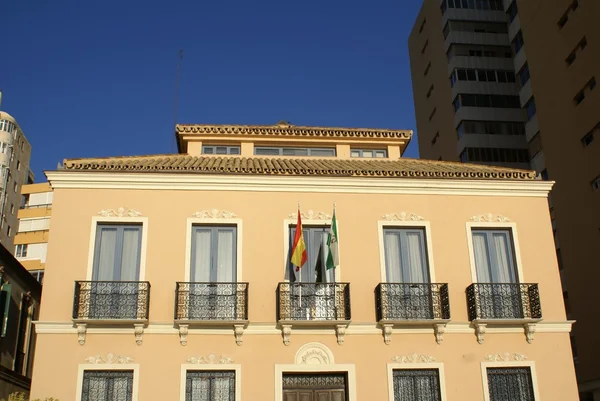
[290,209,308,280]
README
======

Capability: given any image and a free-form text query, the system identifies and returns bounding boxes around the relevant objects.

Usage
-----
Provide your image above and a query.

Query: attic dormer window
[254,147,336,157]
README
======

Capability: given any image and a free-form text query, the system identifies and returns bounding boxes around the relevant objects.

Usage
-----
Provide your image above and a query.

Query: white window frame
[282,218,341,282]
[76,364,140,401]
[481,361,540,401]
[387,362,447,401]
[350,149,387,158]
[377,220,436,282]
[465,221,524,283]
[180,364,241,401]
[275,364,356,401]
[86,216,149,280]
[185,217,243,282]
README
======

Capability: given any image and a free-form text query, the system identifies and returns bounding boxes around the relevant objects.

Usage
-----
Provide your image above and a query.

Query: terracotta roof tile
[61,154,538,180]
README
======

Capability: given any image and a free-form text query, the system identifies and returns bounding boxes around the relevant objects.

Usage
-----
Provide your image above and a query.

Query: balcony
[72,281,150,345]
[466,283,542,344]
[174,282,249,346]
[276,282,351,345]
[375,283,450,344]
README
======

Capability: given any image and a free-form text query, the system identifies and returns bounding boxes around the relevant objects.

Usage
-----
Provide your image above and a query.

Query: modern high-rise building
[14,182,53,284]
[409,1,600,399]
[29,122,577,400]
[0,109,34,251]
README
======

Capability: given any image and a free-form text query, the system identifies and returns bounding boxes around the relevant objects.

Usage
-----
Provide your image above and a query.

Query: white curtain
[120,228,140,281]
[492,233,514,282]
[188,376,231,401]
[404,232,427,283]
[384,232,402,282]
[95,228,117,281]
[473,232,492,282]
[189,377,210,401]
[216,230,234,282]
[192,229,212,282]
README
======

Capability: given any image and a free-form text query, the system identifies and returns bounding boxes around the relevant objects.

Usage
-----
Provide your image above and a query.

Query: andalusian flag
[290,210,308,281]
[326,208,339,271]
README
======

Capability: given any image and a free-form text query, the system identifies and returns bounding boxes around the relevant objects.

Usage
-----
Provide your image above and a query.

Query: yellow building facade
[30,123,576,400]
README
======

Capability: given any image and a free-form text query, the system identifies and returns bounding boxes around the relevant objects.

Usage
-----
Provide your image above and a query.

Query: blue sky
[1,0,423,180]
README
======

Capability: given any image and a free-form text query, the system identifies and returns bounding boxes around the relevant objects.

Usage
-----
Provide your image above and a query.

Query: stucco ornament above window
[186,354,234,364]
[192,209,237,219]
[97,207,142,217]
[469,213,511,222]
[295,342,335,365]
[485,353,528,362]
[392,353,436,363]
[85,353,133,364]
[288,210,331,220]
[382,212,425,221]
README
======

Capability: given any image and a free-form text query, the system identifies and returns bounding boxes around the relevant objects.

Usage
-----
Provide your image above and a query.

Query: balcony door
[383,228,433,319]
[288,226,335,320]
[472,229,520,318]
[189,226,237,319]
[91,224,142,319]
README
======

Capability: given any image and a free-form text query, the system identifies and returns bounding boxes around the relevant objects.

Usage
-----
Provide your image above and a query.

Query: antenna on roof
[171,49,183,154]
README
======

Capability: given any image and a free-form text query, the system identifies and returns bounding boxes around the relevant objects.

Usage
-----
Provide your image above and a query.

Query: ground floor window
[81,370,133,401]
[392,369,441,401]
[487,367,535,401]
[186,370,235,401]
[282,373,346,401]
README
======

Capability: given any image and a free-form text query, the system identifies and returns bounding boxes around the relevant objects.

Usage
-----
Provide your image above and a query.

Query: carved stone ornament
[485,353,528,362]
[186,354,234,364]
[179,324,189,346]
[281,324,292,346]
[85,353,133,364]
[474,322,487,344]
[234,324,245,346]
[524,323,537,344]
[382,324,393,345]
[288,210,331,220]
[134,324,144,346]
[392,353,437,363]
[434,323,446,345]
[77,324,87,346]
[192,209,237,219]
[295,342,335,365]
[98,207,142,217]
[382,212,425,221]
[335,324,347,345]
[470,213,510,223]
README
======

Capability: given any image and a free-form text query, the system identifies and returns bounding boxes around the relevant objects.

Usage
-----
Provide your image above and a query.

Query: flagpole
[332,202,337,320]
[297,202,302,310]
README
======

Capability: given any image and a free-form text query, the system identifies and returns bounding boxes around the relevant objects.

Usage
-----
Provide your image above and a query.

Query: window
[29,270,44,284]
[190,226,237,282]
[453,94,521,110]
[15,244,28,258]
[526,98,537,120]
[431,132,439,145]
[7,226,11,236]
[507,1,518,23]
[428,108,437,121]
[202,146,240,155]
[424,62,431,76]
[10,203,14,214]
[13,181,17,192]
[418,19,426,34]
[558,0,579,29]
[441,0,502,11]
[457,121,525,136]
[383,228,430,283]
[81,370,134,401]
[582,123,599,147]
[574,77,596,106]
[519,64,530,87]
[93,224,142,281]
[392,369,441,401]
[185,371,235,401]
[350,149,387,158]
[254,147,335,157]
[472,229,517,283]
[0,142,8,154]
[426,85,434,99]
[421,40,429,54]
[566,37,587,66]
[486,367,535,401]
[17,161,21,171]
[288,226,335,282]
[512,30,524,54]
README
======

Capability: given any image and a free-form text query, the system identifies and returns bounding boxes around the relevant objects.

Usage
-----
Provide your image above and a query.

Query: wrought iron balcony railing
[175,282,249,321]
[375,283,450,321]
[466,283,541,321]
[277,282,351,321]
[73,281,150,321]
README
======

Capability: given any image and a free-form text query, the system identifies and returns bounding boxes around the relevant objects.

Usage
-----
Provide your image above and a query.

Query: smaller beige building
[14,183,52,284]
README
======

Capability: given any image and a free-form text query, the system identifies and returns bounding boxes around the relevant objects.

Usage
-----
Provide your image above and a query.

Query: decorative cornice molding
[186,354,233,364]
[470,213,510,223]
[382,212,424,221]
[392,353,436,363]
[485,353,528,362]
[192,209,237,219]
[295,342,334,365]
[85,353,133,364]
[98,207,142,217]
[288,210,332,220]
